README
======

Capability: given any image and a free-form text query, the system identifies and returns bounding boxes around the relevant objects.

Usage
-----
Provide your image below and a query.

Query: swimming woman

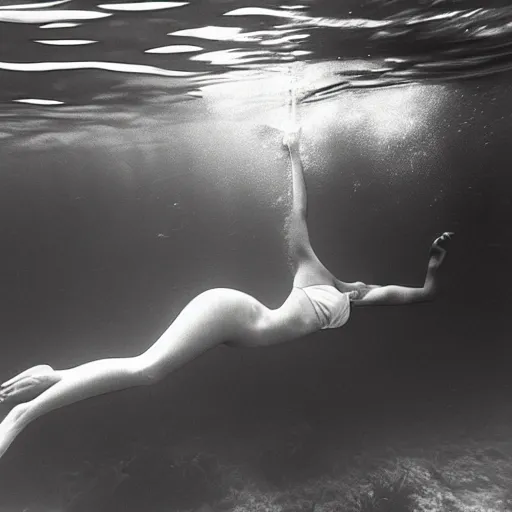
[0,129,453,459]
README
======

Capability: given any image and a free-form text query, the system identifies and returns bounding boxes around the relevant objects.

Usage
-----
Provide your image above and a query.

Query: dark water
[0,1,511,511]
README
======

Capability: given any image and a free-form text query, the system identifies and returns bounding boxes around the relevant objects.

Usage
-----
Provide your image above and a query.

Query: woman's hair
[347,290,360,301]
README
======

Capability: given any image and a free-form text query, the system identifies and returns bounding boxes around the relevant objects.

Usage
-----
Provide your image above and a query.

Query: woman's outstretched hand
[429,231,455,268]
[283,126,301,149]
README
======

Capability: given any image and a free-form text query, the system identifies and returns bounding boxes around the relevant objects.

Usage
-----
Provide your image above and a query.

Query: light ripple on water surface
[0,9,111,22]
[1,0,512,132]
[0,0,70,9]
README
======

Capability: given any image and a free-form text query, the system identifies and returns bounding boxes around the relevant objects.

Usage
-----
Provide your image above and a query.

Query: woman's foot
[0,365,60,404]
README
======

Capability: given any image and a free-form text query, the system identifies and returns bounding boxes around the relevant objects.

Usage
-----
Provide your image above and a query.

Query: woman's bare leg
[283,131,335,288]
[0,288,254,460]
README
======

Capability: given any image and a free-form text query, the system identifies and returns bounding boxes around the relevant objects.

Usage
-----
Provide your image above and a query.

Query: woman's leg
[0,288,253,459]
[283,133,335,288]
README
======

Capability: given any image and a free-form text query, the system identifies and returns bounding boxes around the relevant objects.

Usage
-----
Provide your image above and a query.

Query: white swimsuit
[297,285,351,330]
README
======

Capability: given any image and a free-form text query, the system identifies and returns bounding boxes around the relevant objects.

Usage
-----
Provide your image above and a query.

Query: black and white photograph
[0,0,510,510]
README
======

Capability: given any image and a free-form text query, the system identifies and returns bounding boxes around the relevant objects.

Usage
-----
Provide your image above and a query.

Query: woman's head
[347,289,361,301]
[346,282,373,302]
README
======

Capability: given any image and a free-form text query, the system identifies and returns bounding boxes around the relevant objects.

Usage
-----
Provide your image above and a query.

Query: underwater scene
[0,0,511,510]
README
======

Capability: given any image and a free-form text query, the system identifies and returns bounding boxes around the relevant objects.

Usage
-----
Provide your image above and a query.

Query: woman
[0,129,453,459]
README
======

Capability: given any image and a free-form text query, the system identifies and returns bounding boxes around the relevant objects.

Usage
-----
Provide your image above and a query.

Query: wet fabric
[299,285,351,330]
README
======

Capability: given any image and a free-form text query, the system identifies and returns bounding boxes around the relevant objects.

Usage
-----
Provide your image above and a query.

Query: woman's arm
[351,232,454,306]
[284,129,307,218]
